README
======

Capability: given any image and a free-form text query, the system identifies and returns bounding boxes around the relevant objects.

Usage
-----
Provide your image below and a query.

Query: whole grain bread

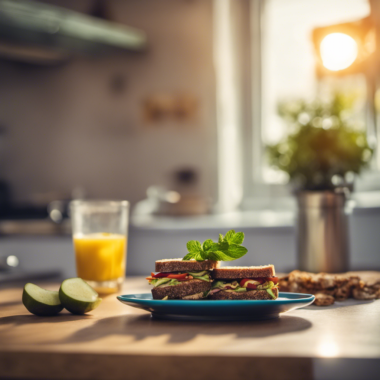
[155,259,219,273]
[209,287,278,300]
[212,265,275,280]
[182,292,204,300]
[151,279,212,299]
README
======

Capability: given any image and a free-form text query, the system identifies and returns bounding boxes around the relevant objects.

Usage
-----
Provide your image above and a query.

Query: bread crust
[212,265,275,279]
[155,259,219,273]
[151,279,212,299]
[209,288,278,300]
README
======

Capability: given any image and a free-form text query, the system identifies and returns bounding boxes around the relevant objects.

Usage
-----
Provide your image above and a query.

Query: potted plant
[267,93,372,272]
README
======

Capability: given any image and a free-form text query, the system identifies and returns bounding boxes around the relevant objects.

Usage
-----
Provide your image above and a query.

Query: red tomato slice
[246,283,257,290]
[152,272,170,278]
[267,277,279,284]
[239,279,250,287]
[167,273,188,280]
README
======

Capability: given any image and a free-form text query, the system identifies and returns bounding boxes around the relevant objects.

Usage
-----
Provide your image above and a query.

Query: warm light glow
[166,191,181,203]
[317,338,339,357]
[320,33,358,71]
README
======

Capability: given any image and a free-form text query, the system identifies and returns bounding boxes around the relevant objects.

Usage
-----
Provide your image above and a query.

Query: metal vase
[297,191,350,273]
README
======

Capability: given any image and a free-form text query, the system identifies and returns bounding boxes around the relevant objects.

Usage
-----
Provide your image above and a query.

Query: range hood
[0,0,147,64]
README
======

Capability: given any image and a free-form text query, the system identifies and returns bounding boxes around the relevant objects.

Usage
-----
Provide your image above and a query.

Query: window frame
[214,0,380,213]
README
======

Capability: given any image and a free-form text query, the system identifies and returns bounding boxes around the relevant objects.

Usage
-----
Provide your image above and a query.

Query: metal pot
[297,190,350,273]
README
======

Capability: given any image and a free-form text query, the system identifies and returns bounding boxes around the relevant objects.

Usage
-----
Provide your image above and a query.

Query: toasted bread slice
[155,259,219,273]
[151,279,212,300]
[209,287,278,300]
[212,265,275,280]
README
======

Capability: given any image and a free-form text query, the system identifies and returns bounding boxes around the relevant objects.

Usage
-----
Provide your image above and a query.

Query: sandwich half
[209,265,279,300]
[147,259,219,300]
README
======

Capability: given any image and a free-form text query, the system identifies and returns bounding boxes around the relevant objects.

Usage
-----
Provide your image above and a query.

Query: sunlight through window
[320,33,358,71]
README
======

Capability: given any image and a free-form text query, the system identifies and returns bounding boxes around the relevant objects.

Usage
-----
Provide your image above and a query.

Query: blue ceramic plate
[117,292,315,321]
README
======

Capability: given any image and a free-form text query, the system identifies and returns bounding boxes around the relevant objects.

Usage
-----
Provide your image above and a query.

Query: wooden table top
[1,277,379,380]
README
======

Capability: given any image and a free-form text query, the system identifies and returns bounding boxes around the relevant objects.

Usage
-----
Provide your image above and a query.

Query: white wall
[0,0,217,206]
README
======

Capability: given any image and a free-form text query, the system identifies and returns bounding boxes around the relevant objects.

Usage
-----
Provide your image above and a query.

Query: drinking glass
[70,200,129,294]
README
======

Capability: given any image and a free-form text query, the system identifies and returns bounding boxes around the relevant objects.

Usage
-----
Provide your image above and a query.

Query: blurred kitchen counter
[2,190,380,236]
[0,210,295,236]
[0,218,71,236]
[1,190,380,236]
[1,192,380,280]
[1,204,380,279]
[0,277,379,380]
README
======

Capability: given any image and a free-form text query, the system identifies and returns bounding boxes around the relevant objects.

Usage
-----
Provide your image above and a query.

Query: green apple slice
[59,278,102,315]
[22,283,63,316]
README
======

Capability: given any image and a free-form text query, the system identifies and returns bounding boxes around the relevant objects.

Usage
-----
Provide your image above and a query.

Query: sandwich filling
[209,277,279,299]
[146,270,212,288]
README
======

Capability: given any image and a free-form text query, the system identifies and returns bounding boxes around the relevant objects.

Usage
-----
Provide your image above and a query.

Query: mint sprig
[183,230,248,262]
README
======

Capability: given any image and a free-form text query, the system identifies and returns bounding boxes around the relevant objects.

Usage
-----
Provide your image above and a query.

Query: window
[214,0,376,212]
[261,0,370,183]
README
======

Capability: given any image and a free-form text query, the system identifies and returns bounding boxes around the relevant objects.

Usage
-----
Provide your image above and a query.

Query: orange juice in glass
[70,201,129,294]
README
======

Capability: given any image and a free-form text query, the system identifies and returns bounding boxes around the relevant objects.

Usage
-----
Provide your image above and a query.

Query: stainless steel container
[297,191,350,273]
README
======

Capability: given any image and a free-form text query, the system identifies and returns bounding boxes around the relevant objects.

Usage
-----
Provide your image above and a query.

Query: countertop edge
[0,351,313,380]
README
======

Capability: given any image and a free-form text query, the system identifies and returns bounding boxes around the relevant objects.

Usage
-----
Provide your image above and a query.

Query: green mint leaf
[218,244,248,260]
[183,231,248,262]
[202,239,214,252]
[230,232,244,245]
[217,241,229,251]
[195,251,205,261]
[211,242,220,251]
[207,250,235,261]
[187,240,202,253]
[201,241,219,260]
[206,251,221,261]
[224,230,236,243]
[183,252,197,260]
[199,251,208,260]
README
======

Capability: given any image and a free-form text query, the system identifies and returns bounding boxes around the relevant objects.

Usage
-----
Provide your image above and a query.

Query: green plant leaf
[217,241,230,252]
[206,251,221,261]
[183,231,248,262]
[183,252,197,260]
[199,239,216,260]
[187,240,202,253]
[202,239,214,252]
[224,230,235,243]
[219,245,248,260]
[209,250,236,261]
[268,93,372,191]
[230,232,244,245]
[195,251,205,261]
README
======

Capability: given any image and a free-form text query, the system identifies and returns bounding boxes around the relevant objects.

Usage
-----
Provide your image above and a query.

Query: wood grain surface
[0,276,379,380]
